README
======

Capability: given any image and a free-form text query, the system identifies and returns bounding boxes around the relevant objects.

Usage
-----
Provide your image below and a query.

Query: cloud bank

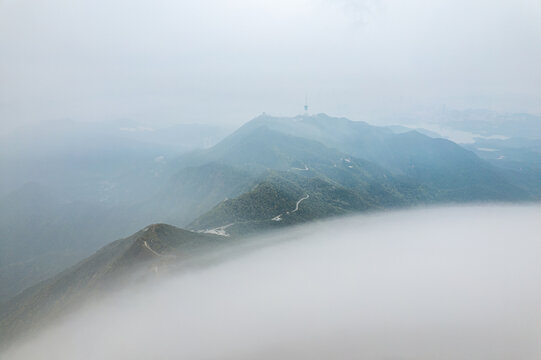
[5,205,541,359]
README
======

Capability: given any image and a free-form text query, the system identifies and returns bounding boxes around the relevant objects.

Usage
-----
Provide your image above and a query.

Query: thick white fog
[5,205,541,359]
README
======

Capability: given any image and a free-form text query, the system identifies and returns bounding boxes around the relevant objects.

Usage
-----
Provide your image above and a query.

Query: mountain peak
[139,223,179,235]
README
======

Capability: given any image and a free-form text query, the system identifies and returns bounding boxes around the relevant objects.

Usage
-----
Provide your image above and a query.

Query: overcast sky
[1,0,540,128]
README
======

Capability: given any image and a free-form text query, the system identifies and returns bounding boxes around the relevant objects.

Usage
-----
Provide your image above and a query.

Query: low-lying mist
[6,205,541,359]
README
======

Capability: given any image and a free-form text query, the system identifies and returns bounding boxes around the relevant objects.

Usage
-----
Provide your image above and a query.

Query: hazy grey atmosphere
[5,206,541,360]
[2,0,541,358]
[1,0,541,130]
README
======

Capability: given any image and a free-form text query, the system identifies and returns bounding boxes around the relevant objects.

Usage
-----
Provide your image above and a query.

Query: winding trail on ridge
[201,194,310,236]
[291,194,309,213]
[143,240,176,258]
[274,194,309,220]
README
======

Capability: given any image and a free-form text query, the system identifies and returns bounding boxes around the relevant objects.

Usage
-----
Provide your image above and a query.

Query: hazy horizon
[2,0,541,130]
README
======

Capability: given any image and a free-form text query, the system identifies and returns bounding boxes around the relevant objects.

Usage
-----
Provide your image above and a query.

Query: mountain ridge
[0,224,226,349]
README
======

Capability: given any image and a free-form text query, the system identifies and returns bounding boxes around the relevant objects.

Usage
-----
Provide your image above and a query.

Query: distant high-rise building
[304,95,308,113]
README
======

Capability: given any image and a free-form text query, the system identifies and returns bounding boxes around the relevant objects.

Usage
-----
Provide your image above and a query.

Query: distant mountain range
[183,113,531,234]
[1,113,539,349]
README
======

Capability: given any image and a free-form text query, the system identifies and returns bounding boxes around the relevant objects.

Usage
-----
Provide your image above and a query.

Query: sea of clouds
[6,205,541,359]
